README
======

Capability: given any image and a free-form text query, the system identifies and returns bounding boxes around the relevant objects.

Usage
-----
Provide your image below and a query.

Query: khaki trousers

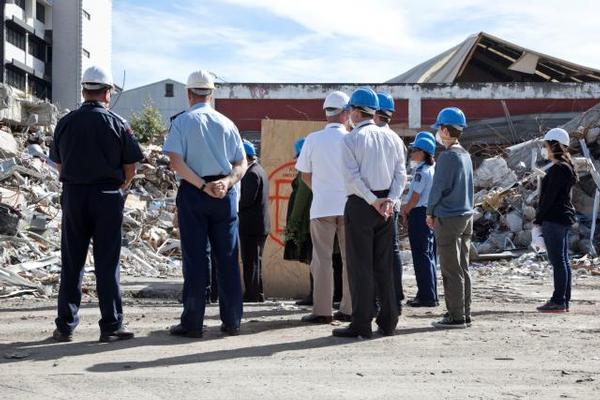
[309,216,352,316]
[434,215,473,321]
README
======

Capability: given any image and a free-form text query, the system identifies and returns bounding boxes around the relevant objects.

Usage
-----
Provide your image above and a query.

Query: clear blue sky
[112,0,600,89]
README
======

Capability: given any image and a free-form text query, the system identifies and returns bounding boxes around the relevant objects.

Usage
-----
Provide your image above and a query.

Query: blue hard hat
[411,137,436,155]
[376,92,395,114]
[431,107,468,129]
[294,137,305,157]
[243,139,256,157]
[411,131,435,145]
[349,87,379,114]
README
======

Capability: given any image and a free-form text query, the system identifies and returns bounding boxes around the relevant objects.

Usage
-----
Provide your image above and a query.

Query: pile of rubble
[0,94,182,299]
[471,103,600,258]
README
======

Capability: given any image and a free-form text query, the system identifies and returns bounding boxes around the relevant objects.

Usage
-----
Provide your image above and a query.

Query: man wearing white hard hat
[50,65,144,343]
[164,69,247,338]
[295,91,353,323]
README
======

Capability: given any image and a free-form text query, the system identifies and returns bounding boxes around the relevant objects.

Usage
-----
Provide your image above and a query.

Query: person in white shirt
[374,91,407,312]
[296,91,353,323]
[333,87,407,339]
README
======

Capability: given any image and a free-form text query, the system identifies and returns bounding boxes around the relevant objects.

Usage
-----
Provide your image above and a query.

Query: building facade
[0,0,111,110]
[110,79,189,125]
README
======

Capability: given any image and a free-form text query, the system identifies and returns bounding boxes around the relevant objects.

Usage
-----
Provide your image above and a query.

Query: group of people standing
[48,65,578,343]
[289,87,475,337]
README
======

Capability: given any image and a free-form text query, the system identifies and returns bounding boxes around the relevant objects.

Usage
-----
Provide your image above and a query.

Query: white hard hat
[186,69,215,94]
[81,65,113,90]
[323,91,350,116]
[544,128,570,147]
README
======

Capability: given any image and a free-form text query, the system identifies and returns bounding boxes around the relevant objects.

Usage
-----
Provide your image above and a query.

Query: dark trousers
[542,221,572,307]
[344,195,398,333]
[392,211,405,304]
[56,184,124,334]
[177,182,242,331]
[408,207,438,303]
[207,243,218,303]
[240,235,267,302]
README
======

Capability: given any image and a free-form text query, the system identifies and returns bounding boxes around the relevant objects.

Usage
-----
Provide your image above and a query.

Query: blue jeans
[177,181,243,331]
[407,207,438,303]
[542,221,571,307]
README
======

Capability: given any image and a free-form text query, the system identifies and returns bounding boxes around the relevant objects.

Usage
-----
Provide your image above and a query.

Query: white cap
[544,127,570,147]
[186,69,215,95]
[81,65,113,90]
[323,91,350,116]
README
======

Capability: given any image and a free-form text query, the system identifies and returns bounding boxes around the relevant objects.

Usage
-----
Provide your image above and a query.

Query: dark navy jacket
[49,102,144,187]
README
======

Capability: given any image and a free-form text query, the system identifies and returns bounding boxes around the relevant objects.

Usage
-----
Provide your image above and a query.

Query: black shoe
[99,327,135,343]
[376,326,396,336]
[407,298,439,308]
[295,296,313,306]
[169,324,203,338]
[432,315,466,329]
[333,311,351,322]
[220,324,241,336]
[301,314,333,324]
[332,326,372,339]
[52,329,72,342]
[537,301,567,313]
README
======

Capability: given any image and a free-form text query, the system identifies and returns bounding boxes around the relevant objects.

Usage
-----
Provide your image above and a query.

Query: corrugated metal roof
[387,32,600,84]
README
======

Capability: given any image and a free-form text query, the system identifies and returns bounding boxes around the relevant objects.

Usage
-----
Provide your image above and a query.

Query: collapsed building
[2,32,600,298]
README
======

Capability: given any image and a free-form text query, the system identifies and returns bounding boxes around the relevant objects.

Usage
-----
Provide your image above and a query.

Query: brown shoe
[301,314,333,324]
[52,329,72,342]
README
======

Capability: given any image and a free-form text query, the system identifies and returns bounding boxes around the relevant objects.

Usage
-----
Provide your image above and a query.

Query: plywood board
[260,119,325,298]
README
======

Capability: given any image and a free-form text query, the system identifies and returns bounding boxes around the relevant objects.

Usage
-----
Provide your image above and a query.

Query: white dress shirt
[296,123,349,219]
[342,120,407,205]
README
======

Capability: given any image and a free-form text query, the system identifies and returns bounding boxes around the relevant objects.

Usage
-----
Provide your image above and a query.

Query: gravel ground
[1,263,599,400]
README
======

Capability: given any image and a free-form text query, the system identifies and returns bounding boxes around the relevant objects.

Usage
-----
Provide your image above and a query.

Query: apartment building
[0,0,111,110]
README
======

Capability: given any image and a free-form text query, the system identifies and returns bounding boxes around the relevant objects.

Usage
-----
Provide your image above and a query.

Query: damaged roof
[387,32,600,84]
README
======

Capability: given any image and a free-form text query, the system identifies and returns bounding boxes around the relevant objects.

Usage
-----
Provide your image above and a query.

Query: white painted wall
[111,79,189,124]
[52,0,111,111]
[5,43,26,65]
[5,3,25,21]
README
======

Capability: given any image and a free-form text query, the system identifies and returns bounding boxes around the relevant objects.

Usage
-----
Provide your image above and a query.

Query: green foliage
[129,99,166,144]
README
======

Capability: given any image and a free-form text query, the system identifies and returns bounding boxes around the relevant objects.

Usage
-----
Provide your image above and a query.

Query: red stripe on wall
[215,99,410,132]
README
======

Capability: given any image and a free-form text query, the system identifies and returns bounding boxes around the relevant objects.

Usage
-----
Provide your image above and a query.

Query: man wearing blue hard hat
[401,133,439,308]
[374,92,407,313]
[426,107,474,329]
[333,87,406,339]
[239,139,270,302]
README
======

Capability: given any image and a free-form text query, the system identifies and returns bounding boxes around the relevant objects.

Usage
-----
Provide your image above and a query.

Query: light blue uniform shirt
[403,162,434,208]
[163,103,244,178]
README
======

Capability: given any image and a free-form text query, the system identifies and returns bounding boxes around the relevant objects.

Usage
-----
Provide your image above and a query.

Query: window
[83,10,91,20]
[36,3,46,23]
[82,49,90,58]
[6,67,26,91]
[28,37,46,60]
[165,83,174,97]
[6,26,26,50]
[29,76,50,99]
[14,0,25,9]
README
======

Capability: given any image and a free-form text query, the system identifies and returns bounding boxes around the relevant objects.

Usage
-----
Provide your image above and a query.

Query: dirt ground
[1,267,600,400]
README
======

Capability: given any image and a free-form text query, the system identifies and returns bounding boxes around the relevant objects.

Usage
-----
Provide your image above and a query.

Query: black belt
[372,190,390,198]
[203,175,227,183]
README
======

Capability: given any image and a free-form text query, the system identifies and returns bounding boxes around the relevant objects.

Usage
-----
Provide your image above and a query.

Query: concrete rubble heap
[470,102,600,276]
[0,86,181,299]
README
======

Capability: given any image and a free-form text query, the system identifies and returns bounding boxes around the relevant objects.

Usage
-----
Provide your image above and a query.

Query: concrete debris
[0,97,182,298]
[471,103,600,255]
[474,157,517,189]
